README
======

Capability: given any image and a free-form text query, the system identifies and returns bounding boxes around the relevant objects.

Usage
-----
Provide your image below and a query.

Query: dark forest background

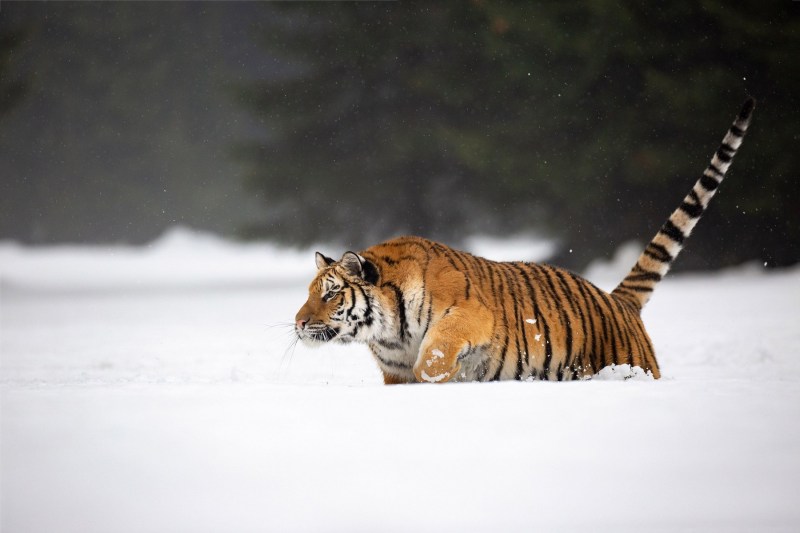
[1,1,798,271]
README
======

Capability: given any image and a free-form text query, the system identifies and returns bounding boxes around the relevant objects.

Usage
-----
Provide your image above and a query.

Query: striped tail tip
[739,97,756,122]
[612,99,755,311]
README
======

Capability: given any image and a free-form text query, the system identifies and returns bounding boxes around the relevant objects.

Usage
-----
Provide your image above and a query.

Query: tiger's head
[294,251,382,346]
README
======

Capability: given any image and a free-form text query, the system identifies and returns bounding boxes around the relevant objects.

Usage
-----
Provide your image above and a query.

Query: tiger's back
[294,99,754,383]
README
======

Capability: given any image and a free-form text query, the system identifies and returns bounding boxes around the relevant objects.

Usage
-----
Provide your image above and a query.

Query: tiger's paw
[413,348,460,384]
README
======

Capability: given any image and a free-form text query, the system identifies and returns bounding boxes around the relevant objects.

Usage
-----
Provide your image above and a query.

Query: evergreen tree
[239,1,799,270]
[0,25,27,118]
[237,4,509,246]
[0,3,264,244]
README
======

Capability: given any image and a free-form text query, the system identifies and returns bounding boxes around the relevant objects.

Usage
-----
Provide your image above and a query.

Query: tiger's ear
[340,251,379,284]
[339,251,364,278]
[315,252,335,270]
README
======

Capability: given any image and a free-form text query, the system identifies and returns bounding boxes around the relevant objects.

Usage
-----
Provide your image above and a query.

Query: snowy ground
[2,228,799,533]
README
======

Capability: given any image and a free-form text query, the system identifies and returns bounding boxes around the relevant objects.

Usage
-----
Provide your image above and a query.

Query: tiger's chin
[296,325,358,347]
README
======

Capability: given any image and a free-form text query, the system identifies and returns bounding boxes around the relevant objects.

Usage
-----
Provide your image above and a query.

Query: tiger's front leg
[413,304,494,383]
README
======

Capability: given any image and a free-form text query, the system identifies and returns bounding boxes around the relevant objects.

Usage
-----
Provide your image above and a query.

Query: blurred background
[1,1,797,272]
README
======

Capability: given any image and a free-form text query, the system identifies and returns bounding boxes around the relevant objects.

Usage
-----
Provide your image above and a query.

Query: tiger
[294,98,755,384]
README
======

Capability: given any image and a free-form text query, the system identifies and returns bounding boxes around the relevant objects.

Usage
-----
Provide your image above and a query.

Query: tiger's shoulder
[360,235,484,283]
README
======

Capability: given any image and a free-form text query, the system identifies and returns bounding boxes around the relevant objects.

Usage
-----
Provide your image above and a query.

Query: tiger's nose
[295,302,312,330]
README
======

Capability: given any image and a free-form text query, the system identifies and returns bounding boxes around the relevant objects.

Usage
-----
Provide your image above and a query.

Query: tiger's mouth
[297,324,341,344]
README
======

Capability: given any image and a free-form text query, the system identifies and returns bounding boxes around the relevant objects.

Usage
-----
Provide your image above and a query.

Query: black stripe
[508,264,536,375]
[624,308,655,371]
[609,298,635,366]
[561,270,592,368]
[344,286,358,319]
[644,335,659,374]
[583,282,613,370]
[730,124,744,137]
[566,271,601,374]
[738,97,755,120]
[497,266,521,360]
[356,285,373,326]
[542,265,573,370]
[500,264,528,381]
[471,255,496,300]
[456,256,474,300]
[660,219,686,244]
[514,331,525,380]
[376,338,405,350]
[706,163,724,177]
[557,270,590,361]
[373,352,412,369]
[415,278,425,325]
[551,269,581,364]
[536,264,565,318]
[540,320,553,380]
[715,146,733,163]
[464,254,491,308]
[626,270,662,282]
[457,342,473,361]
[540,265,567,309]
[515,264,544,375]
[383,282,408,342]
[489,337,509,381]
[570,361,581,380]
[515,264,551,378]
[699,174,720,192]
[598,312,615,370]
[381,239,431,254]
[422,298,433,339]
[532,265,562,380]
[484,262,508,381]
[413,249,433,325]
[644,242,674,263]
[688,189,702,205]
[620,283,654,292]
[586,283,609,371]
[494,264,513,380]
[620,304,647,366]
[595,291,626,369]
[679,200,704,218]
[626,307,649,365]
[441,251,471,300]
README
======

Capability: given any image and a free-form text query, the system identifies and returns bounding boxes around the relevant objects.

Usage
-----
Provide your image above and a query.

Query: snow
[0,226,311,292]
[592,364,654,381]
[420,370,449,383]
[2,228,800,532]
[463,233,555,262]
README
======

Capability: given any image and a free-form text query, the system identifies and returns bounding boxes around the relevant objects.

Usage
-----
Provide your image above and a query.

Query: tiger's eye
[322,286,340,302]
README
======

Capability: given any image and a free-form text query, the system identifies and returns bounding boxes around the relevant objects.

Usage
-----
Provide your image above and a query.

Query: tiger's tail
[612,98,756,311]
